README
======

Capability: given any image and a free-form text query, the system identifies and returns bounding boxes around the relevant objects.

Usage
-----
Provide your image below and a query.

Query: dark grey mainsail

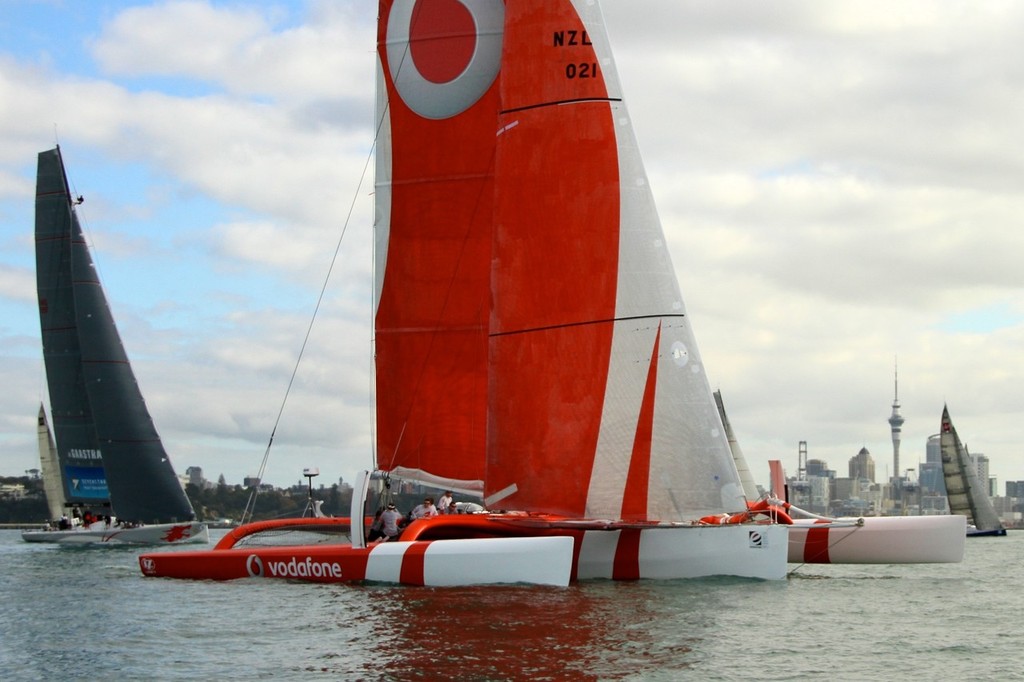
[36,147,195,524]
[36,147,110,510]
[939,405,1005,536]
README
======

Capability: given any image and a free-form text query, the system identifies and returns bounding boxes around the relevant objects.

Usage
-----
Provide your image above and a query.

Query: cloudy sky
[2,0,1023,493]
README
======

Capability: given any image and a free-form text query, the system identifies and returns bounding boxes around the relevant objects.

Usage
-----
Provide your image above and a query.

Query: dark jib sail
[36,147,195,524]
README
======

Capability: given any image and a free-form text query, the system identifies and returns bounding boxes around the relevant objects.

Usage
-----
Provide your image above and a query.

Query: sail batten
[500,96,622,115]
[490,313,688,338]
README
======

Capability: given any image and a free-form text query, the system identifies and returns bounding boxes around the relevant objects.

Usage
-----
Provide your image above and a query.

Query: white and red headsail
[375,0,745,519]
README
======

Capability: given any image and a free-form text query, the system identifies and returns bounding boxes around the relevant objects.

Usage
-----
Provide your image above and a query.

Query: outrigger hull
[141,535,574,586]
[22,521,209,545]
[787,515,966,564]
[138,515,789,585]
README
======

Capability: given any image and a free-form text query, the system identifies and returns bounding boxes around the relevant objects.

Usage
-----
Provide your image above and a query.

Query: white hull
[575,524,789,581]
[788,515,966,564]
[23,521,209,546]
[363,536,575,586]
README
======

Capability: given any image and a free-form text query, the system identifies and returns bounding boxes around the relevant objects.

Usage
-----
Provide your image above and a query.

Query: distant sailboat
[36,404,65,522]
[23,147,207,546]
[715,390,761,501]
[940,405,1006,537]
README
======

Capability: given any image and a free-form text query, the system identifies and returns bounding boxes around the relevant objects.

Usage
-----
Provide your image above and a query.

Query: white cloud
[91,1,373,102]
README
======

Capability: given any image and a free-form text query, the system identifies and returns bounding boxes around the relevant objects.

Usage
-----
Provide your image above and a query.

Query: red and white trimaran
[140,0,962,586]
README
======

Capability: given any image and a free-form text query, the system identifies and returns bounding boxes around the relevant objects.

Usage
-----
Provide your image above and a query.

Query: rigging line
[241,138,377,526]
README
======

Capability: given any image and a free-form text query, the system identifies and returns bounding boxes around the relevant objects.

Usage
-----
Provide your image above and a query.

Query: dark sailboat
[23,147,207,545]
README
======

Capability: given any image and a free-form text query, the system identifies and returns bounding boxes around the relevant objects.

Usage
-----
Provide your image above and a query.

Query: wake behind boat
[141,0,790,586]
[23,147,207,547]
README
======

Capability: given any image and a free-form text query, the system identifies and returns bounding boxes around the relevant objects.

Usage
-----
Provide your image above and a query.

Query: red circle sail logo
[386,0,504,120]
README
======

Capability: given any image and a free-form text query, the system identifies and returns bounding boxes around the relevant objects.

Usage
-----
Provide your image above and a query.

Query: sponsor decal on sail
[384,0,504,119]
[67,448,102,460]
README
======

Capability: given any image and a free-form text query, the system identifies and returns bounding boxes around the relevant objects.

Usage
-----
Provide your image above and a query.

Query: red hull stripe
[803,521,831,563]
[399,541,431,585]
[612,529,642,580]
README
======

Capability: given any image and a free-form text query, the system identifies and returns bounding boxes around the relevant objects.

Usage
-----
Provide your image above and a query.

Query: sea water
[0,528,1019,681]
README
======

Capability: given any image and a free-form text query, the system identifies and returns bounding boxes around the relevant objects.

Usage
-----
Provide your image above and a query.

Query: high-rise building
[920,461,945,495]
[888,362,904,484]
[926,434,941,464]
[806,459,833,478]
[972,452,991,498]
[849,447,875,482]
[184,466,205,487]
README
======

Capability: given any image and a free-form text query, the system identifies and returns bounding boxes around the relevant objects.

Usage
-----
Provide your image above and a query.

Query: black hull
[967,527,1007,537]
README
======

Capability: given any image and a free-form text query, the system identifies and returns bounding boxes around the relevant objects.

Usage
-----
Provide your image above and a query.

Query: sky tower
[888,360,904,486]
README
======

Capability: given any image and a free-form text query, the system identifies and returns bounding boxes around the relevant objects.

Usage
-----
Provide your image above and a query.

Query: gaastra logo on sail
[247,554,343,579]
[385,0,504,119]
[68,448,102,460]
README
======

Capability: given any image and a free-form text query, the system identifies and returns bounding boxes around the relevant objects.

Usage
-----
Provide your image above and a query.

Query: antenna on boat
[302,467,321,518]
